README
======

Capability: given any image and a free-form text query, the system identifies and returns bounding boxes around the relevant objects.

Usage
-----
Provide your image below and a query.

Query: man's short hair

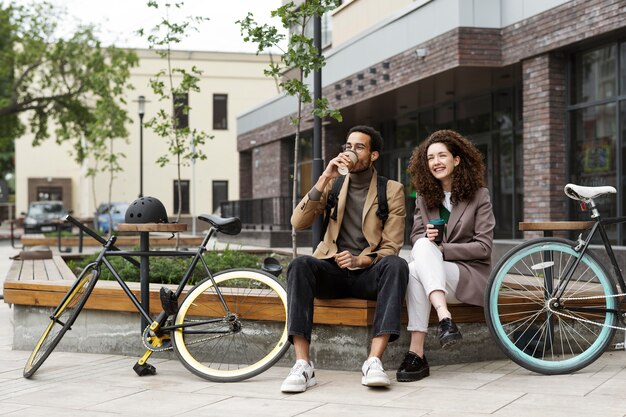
[347,125,383,153]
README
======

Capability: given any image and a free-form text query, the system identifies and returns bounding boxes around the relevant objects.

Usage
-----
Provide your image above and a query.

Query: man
[281,125,408,393]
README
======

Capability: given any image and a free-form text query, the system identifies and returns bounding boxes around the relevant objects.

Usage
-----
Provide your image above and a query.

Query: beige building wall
[15,49,277,221]
[330,0,415,48]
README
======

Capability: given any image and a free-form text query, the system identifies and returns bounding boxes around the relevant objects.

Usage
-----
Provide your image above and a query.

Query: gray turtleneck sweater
[309,167,374,256]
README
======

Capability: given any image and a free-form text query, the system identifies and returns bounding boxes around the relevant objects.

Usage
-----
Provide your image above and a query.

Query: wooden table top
[518,221,594,231]
[117,223,187,232]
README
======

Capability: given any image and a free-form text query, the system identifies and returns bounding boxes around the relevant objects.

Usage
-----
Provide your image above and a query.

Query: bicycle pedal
[159,287,179,316]
[133,362,157,376]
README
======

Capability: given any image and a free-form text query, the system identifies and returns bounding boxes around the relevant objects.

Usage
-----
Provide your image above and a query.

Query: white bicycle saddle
[564,183,616,201]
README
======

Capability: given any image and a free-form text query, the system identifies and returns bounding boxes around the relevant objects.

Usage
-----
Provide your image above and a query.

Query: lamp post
[311,15,323,249]
[137,95,146,198]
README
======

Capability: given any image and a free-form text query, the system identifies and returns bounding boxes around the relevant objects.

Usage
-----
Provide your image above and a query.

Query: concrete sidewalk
[3,241,626,416]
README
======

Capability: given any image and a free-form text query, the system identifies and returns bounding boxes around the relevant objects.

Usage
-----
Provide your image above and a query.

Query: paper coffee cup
[338,149,358,175]
[429,218,445,244]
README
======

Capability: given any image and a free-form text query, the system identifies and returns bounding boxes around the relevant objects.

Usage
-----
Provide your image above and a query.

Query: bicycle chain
[546,292,626,332]
[141,320,235,352]
[142,326,173,352]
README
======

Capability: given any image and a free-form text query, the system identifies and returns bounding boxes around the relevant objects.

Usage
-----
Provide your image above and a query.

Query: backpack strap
[319,174,389,242]
[376,175,389,226]
[320,175,345,242]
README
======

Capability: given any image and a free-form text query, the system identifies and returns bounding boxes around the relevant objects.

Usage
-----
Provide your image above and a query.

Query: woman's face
[427,142,460,186]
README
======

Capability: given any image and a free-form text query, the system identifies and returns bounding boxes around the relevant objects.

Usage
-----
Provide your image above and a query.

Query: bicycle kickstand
[133,321,169,376]
[134,349,157,376]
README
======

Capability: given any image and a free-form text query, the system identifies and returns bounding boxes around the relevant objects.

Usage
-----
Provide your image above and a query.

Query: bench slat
[5,260,23,281]
[53,256,77,280]
[42,258,62,280]
[20,260,34,280]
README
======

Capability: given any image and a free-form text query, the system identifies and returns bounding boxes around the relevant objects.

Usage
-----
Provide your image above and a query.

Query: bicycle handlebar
[64,214,140,268]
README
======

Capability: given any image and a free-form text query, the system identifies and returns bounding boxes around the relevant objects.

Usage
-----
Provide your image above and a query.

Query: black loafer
[438,317,462,348]
[396,351,429,382]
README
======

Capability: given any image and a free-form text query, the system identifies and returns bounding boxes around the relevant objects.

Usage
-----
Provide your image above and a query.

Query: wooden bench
[2,256,484,326]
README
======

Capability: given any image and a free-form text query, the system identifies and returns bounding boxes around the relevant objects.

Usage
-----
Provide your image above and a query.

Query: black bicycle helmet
[125,196,169,224]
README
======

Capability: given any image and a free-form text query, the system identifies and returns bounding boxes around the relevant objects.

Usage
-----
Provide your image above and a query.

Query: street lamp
[137,95,146,198]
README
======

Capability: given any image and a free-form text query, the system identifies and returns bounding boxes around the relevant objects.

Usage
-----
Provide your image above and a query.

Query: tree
[138,0,212,225]
[0,1,138,162]
[237,0,342,257]
[0,1,137,223]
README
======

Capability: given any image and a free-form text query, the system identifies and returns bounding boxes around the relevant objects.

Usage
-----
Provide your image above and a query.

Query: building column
[522,52,568,234]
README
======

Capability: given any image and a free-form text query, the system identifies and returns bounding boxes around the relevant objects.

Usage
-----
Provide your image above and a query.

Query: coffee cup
[337,149,358,175]
[429,218,445,244]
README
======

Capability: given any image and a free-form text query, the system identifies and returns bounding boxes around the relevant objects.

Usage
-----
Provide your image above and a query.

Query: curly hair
[407,129,486,209]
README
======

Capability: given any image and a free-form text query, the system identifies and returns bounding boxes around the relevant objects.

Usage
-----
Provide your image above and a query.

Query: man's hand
[334,251,373,269]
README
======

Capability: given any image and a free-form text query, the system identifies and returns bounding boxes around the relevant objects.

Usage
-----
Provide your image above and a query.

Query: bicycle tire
[23,266,99,378]
[172,268,289,382]
[485,238,617,375]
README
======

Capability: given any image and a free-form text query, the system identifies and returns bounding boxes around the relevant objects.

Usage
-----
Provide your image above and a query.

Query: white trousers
[406,238,460,332]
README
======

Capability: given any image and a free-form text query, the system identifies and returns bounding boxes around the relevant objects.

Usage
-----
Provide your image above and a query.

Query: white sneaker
[361,357,390,387]
[280,359,316,393]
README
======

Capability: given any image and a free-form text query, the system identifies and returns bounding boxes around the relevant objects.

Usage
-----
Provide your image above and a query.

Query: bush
[66,248,289,286]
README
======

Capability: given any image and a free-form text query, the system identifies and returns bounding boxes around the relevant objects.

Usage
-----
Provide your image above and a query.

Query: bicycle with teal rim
[485,183,626,374]
[23,214,289,382]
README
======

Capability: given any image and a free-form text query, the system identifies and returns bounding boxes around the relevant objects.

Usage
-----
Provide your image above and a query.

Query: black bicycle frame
[65,214,235,334]
[553,215,626,318]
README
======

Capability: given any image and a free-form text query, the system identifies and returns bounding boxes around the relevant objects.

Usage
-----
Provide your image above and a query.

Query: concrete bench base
[10,304,505,371]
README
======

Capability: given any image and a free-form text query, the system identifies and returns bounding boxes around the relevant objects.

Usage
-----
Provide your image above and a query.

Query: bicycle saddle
[198,214,242,235]
[564,183,616,201]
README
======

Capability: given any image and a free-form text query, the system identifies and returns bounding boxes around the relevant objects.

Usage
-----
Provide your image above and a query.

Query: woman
[396,129,495,382]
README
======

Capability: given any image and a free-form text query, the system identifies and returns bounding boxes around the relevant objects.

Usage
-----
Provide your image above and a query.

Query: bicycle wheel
[23,266,99,378]
[172,268,289,382]
[485,238,618,375]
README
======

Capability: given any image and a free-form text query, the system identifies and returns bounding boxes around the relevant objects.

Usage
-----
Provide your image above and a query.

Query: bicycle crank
[142,324,173,352]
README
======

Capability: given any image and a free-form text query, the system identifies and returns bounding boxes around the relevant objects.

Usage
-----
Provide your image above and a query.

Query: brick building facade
[236,0,626,244]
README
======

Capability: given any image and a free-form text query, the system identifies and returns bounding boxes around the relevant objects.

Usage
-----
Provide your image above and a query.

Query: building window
[173,180,190,214]
[212,180,228,213]
[213,94,228,130]
[569,42,625,243]
[174,93,189,130]
[37,186,62,201]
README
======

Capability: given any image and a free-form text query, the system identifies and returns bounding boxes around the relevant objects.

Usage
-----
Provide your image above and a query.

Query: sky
[13,0,288,53]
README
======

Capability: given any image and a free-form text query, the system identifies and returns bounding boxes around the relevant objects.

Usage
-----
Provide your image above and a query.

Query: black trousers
[286,255,408,344]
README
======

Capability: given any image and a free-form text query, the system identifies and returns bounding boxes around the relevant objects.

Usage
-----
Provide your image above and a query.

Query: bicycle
[23,214,289,382]
[485,183,626,375]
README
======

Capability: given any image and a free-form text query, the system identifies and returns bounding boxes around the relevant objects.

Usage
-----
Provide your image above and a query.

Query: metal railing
[220,197,293,229]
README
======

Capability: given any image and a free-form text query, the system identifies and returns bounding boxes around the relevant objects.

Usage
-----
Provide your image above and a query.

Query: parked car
[96,202,129,233]
[22,201,72,234]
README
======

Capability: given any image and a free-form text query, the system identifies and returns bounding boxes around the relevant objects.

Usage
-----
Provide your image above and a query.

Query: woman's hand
[425,223,439,241]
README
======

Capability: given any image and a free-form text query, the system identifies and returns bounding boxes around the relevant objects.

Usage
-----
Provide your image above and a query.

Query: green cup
[429,218,445,244]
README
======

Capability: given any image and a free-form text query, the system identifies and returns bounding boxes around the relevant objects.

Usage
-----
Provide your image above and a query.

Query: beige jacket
[291,170,406,266]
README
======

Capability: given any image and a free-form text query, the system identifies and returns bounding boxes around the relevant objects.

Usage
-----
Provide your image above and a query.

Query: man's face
[343,131,378,173]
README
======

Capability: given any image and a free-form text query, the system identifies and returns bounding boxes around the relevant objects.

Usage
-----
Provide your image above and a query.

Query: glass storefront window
[570,103,617,223]
[620,100,626,241]
[457,95,491,134]
[621,43,626,95]
[418,110,435,139]
[568,42,626,244]
[571,44,617,105]
[435,104,454,130]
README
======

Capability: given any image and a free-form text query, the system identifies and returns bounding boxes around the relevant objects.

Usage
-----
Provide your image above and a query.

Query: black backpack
[319,174,389,242]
